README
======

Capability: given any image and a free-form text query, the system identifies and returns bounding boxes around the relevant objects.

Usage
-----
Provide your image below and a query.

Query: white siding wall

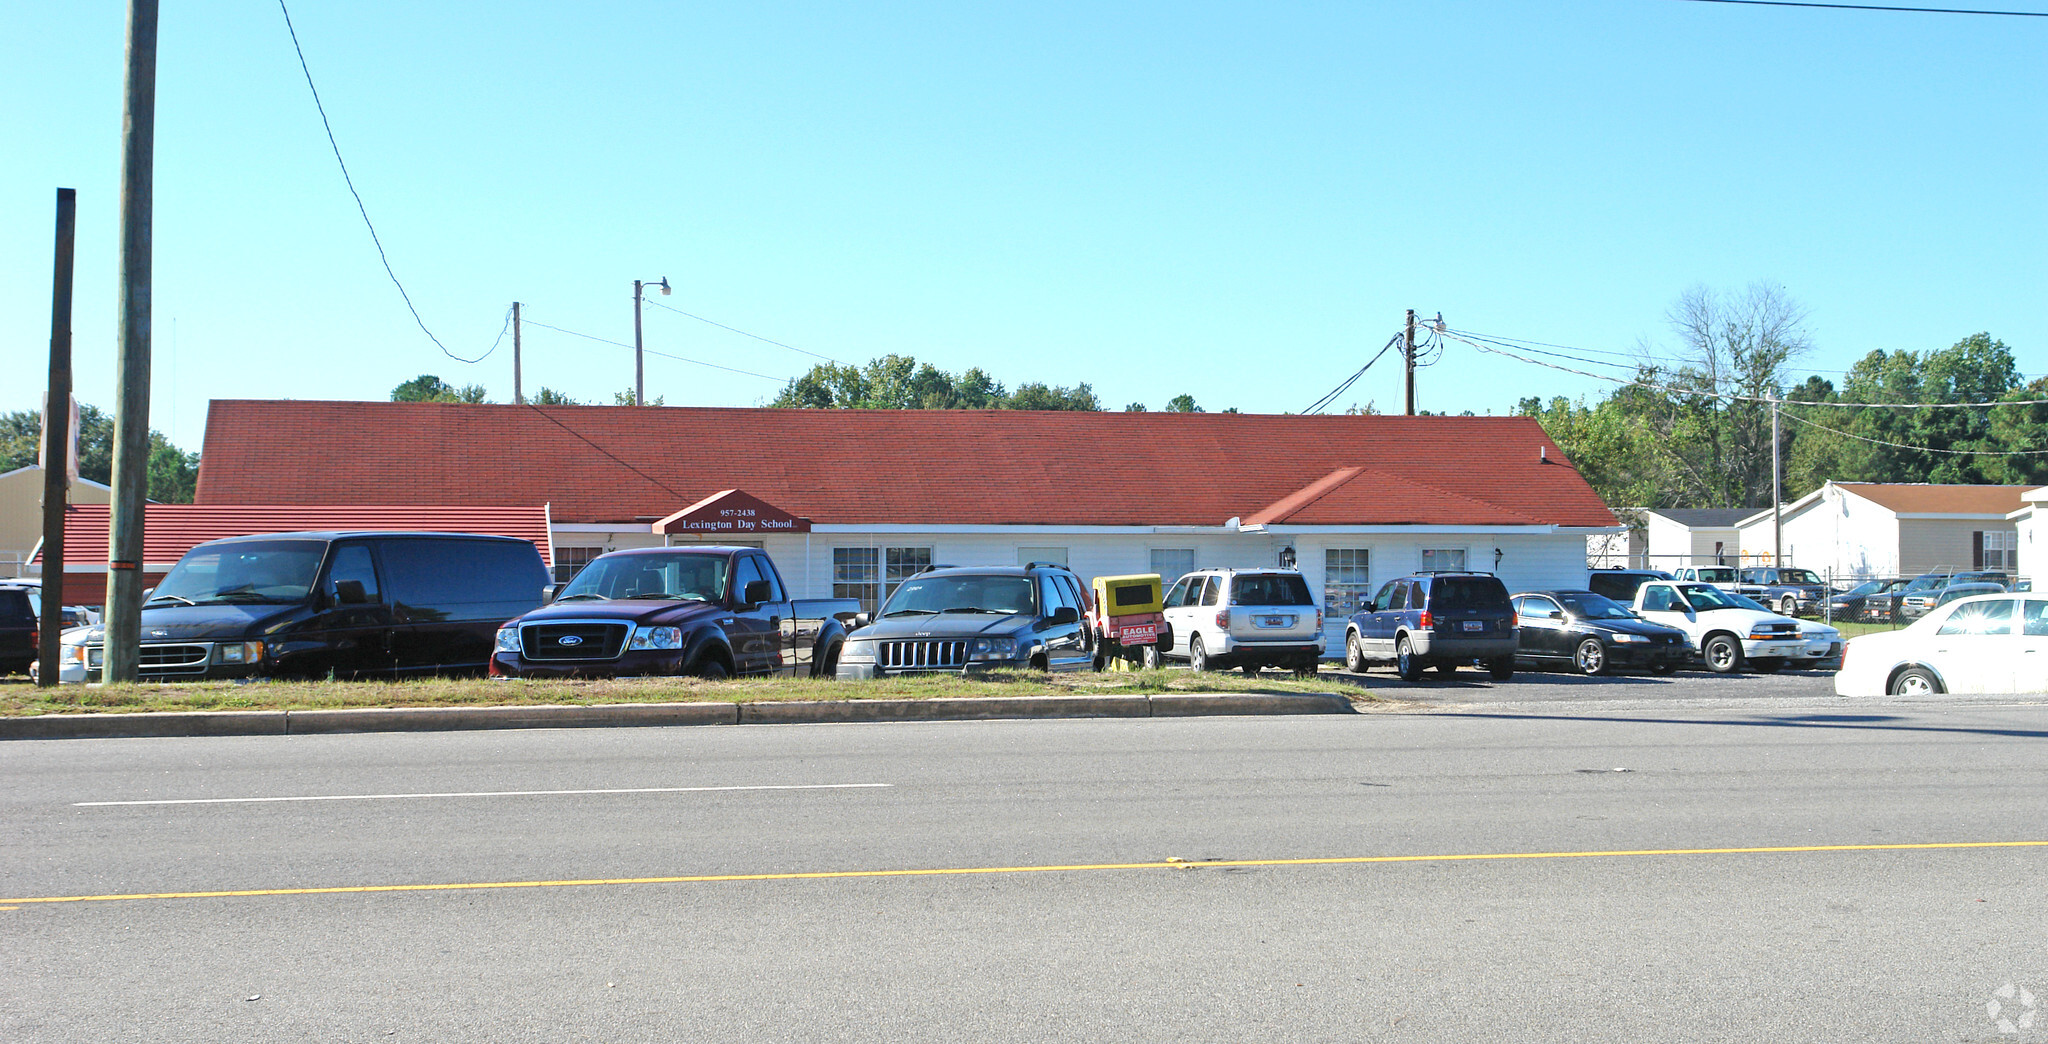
[2017,500,2040,582]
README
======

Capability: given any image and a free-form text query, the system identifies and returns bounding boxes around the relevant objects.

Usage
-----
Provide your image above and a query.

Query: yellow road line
[7,840,2044,906]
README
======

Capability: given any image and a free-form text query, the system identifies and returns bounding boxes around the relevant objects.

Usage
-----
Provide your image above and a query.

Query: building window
[1421,548,1467,572]
[1978,531,2016,572]
[553,546,605,585]
[1150,548,1195,583]
[1017,547,1068,567]
[836,546,932,613]
[1324,548,1372,621]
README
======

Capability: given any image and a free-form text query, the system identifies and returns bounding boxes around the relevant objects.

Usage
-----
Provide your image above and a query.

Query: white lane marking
[75,783,893,807]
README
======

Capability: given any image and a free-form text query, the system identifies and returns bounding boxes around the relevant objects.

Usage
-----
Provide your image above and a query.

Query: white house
[2011,487,2046,583]
[193,400,1625,655]
[1737,482,2030,580]
[1640,508,1758,571]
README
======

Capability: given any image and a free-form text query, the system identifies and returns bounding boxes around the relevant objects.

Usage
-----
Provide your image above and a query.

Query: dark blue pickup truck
[1738,567,1830,618]
[492,546,858,679]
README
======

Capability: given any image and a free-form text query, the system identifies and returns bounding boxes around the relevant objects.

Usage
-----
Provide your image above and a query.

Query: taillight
[1315,610,1323,630]
[1509,612,1518,628]
[1215,609,1231,629]
[1417,609,1433,629]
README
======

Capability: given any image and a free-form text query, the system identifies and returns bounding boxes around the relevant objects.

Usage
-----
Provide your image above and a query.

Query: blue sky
[4,1,2042,451]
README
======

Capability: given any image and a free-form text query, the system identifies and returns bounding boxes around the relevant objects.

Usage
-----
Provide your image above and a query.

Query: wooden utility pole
[39,189,77,688]
[103,0,159,684]
[1771,399,1783,566]
[1403,309,1417,416]
[512,301,523,405]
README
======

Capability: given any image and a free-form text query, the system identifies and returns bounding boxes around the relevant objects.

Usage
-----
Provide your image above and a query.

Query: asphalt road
[5,691,2047,1043]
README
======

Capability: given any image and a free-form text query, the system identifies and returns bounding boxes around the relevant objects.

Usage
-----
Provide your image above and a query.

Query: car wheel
[1140,643,1164,670]
[815,642,842,679]
[1780,595,1798,617]
[1750,657,1786,674]
[1573,638,1608,676]
[1345,632,1366,673]
[691,655,729,680]
[1703,634,1743,674]
[1487,658,1514,681]
[1189,635,1211,672]
[1395,636,1424,682]
[1889,666,1943,696]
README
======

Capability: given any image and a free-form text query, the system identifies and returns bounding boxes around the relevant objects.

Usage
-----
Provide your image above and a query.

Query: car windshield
[1557,593,1637,620]
[880,574,1037,617]
[1840,581,1883,597]
[151,540,326,605]
[1780,569,1822,585]
[556,553,728,602]
[1230,574,1313,606]
[1901,574,1949,593]
[1676,583,1767,612]
[1694,568,1738,583]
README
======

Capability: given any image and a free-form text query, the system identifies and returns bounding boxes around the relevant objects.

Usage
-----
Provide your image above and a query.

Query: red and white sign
[1115,622,1159,644]
[654,489,812,535]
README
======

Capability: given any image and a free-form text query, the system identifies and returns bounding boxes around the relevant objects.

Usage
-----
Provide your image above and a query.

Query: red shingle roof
[39,504,554,566]
[195,401,1618,529]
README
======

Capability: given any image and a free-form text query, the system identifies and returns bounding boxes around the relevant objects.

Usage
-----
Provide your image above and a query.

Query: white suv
[1159,568,1324,676]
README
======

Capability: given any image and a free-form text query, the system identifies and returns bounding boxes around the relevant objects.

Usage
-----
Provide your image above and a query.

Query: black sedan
[1510,590,1691,676]
[1826,578,1906,622]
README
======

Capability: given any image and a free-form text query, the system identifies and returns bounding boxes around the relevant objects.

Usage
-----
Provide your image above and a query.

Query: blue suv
[1343,571,1519,681]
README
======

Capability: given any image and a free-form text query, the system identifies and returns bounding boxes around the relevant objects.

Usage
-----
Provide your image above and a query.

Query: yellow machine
[1090,573,1166,669]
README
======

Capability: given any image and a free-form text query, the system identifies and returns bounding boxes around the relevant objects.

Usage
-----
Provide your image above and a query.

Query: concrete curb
[0,692,1354,740]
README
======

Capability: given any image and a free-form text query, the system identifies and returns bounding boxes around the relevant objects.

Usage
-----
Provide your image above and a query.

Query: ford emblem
[558,635,584,646]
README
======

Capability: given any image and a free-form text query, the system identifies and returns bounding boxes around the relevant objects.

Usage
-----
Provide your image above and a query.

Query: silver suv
[1159,568,1323,676]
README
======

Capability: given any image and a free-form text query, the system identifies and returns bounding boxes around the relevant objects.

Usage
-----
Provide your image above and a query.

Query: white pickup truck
[1630,580,1810,674]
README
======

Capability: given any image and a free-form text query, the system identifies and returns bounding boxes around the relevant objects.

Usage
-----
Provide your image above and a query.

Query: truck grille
[880,639,968,670]
[138,643,210,675]
[521,622,629,661]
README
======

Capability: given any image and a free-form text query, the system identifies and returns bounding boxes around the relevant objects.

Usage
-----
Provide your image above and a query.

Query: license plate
[1461,620,1484,632]
[1256,615,1291,628]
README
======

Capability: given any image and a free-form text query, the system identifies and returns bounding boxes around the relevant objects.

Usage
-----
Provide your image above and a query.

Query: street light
[632,276,670,407]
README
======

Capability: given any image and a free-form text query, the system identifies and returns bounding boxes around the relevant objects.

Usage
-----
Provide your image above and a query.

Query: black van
[76,532,549,681]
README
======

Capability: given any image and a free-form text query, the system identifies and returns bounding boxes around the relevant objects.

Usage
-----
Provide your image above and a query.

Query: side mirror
[1050,606,1079,625]
[744,579,773,606]
[852,611,873,629]
[334,579,368,605]
[1547,609,1564,620]
[541,584,557,604]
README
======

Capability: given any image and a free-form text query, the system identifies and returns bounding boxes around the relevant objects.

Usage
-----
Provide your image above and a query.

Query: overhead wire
[1442,327,2048,408]
[277,0,498,365]
[520,318,792,383]
[639,299,840,363]
[1776,406,2048,456]
[1303,334,1402,414]
[1669,0,2048,16]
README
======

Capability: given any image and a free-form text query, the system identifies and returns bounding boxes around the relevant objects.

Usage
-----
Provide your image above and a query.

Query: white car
[1159,568,1324,675]
[1799,621,1843,667]
[1834,594,2048,696]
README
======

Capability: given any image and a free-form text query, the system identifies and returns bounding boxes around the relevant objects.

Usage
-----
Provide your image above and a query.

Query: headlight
[214,641,264,665]
[841,639,876,660]
[1610,633,1647,643]
[494,626,523,654]
[969,637,1020,661]
[628,625,683,650]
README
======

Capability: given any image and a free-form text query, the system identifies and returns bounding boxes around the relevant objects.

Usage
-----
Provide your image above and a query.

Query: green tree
[531,388,578,406]
[391,375,487,403]
[0,402,199,503]
[770,356,1096,412]
[1163,394,1202,413]
[1005,382,1100,411]
[611,389,667,406]
[1124,402,1147,412]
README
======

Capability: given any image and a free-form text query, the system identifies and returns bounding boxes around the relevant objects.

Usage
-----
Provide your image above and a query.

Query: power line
[277,0,495,365]
[520,317,791,382]
[1303,334,1402,414]
[1444,328,2048,408]
[520,407,693,498]
[639,299,840,363]
[1777,406,2048,456]
[1670,0,2048,16]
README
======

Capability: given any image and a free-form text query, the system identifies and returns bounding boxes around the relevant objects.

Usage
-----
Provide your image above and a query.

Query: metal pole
[1771,399,1782,567]
[39,189,77,688]
[512,301,523,405]
[103,0,158,685]
[1403,309,1417,417]
[632,280,645,407]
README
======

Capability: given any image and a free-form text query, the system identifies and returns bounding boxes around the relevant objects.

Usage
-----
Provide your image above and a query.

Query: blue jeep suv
[1343,571,1519,681]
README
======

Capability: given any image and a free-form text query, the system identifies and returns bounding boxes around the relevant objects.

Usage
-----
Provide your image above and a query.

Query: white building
[1737,481,2031,580]
[2011,487,2046,583]
[195,401,1626,654]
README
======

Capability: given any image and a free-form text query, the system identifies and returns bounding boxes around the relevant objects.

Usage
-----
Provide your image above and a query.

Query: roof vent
[1540,445,1548,463]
